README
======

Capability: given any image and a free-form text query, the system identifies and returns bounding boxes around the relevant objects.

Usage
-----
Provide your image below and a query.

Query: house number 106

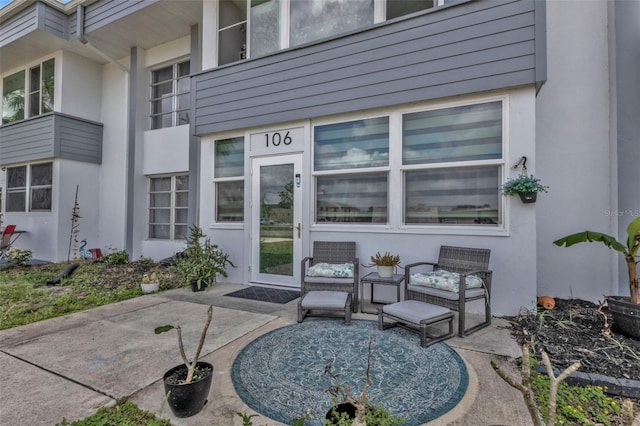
[265,131,292,147]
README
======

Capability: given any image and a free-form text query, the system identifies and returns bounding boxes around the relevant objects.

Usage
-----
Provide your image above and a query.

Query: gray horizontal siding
[56,115,103,163]
[0,3,68,48]
[82,0,160,33]
[0,5,38,48]
[0,113,103,165]
[193,0,545,135]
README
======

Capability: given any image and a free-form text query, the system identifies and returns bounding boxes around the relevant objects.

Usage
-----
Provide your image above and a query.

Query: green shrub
[102,250,130,265]
[6,247,32,266]
[56,399,169,426]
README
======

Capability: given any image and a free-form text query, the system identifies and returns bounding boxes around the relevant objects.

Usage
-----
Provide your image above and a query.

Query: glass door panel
[251,154,302,287]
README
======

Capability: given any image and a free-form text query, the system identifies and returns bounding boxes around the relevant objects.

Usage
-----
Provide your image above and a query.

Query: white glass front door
[250,154,302,287]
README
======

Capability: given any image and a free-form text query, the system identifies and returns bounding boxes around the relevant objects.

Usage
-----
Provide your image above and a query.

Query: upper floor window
[218,0,438,66]
[6,162,53,212]
[148,174,189,239]
[150,60,190,130]
[2,58,55,124]
[214,137,245,222]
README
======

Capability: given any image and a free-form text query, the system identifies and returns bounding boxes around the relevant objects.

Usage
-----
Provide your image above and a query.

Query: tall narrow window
[2,71,25,124]
[6,166,26,212]
[219,0,247,66]
[30,163,52,211]
[250,0,280,57]
[214,137,245,222]
[148,175,189,239]
[150,60,190,130]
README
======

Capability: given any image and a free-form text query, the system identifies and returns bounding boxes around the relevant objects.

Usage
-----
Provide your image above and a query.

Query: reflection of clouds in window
[403,101,502,165]
[324,147,388,169]
[314,117,389,171]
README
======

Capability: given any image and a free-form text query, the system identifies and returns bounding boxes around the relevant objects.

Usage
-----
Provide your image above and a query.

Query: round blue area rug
[231,319,468,426]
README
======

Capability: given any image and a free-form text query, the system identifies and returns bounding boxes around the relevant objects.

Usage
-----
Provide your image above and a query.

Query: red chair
[0,225,17,259]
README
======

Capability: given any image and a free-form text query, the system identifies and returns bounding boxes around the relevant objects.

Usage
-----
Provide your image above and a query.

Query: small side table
[360,272,405,314]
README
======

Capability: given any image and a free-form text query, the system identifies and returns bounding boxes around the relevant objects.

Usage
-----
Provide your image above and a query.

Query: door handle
[294,223,301,239]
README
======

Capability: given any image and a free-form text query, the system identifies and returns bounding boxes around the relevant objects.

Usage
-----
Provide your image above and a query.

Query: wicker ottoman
[298,291,352,325]
[378,300,454,347]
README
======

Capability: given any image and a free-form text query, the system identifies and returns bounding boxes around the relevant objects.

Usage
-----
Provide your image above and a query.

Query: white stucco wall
[200,87,538,315]
[55,159,101,261]
[536,0,618,302]
[59,50,102,122]
[97,61,129,254]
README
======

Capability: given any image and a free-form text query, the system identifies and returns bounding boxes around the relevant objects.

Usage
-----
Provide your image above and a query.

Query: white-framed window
[6,162,53,212]
[2,58,55,124]
[312,100,504,228]
[148,174,189,239]
[402,101,503,226]
[313,116,389,223]
[213,136,245,222]
[217,0,439,65]
[149,60,190,130]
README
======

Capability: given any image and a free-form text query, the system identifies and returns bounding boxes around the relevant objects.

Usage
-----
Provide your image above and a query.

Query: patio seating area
[0,282,531,426]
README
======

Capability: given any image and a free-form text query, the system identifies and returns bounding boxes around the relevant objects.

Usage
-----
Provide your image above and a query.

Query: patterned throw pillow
[410,269,484,292]
[307,262,354,278]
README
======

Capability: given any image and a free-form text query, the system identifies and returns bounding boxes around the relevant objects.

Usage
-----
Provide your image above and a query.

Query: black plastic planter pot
[163,362,213,418]
[518,192,537,203]
[325,402,358,424]
[607,296,640,339]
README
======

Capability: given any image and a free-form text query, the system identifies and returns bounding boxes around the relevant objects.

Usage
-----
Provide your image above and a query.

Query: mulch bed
[507,298,640,381]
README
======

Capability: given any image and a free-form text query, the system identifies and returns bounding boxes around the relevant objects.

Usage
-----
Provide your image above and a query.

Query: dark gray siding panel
[0,114,103,165]
[40,3,68,39]
[0,3,68,48]
[82,0,160,33]
[56,115,103,164]
[0,5,38,47]
[0,116,54,164]
[193,0,544,135]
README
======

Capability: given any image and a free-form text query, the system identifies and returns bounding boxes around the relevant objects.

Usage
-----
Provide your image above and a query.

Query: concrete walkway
[0,284,534,425]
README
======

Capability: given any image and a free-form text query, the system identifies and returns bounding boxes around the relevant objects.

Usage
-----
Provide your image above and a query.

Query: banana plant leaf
[553,231,628,254]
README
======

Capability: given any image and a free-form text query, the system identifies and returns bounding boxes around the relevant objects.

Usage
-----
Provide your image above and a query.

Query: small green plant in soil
[531,373,622,425]
[56,399,170,426]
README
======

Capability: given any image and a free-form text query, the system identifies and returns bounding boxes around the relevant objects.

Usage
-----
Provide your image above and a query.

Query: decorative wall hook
[512,156,528,172]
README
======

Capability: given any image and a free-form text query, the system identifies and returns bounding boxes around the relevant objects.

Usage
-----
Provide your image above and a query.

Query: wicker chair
[404,246,492,337]
[300,241,359,313]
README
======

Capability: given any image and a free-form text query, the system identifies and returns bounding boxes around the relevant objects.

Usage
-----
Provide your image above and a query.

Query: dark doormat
[224,287,300,304]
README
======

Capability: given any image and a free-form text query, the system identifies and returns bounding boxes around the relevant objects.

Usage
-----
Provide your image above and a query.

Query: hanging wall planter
[501,160,548,204]
[518,192,538,204]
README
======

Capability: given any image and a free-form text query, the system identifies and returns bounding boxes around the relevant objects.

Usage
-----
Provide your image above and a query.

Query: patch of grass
[0,259,182,330]
[56,399,170,426]
[531,371,624,425]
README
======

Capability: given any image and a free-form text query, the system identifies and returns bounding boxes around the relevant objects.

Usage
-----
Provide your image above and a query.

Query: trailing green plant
[154,305,213,384]
[501,174,549,196]
[554,216,640,305]
[6,247,32,266]
[170,224,235,289]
